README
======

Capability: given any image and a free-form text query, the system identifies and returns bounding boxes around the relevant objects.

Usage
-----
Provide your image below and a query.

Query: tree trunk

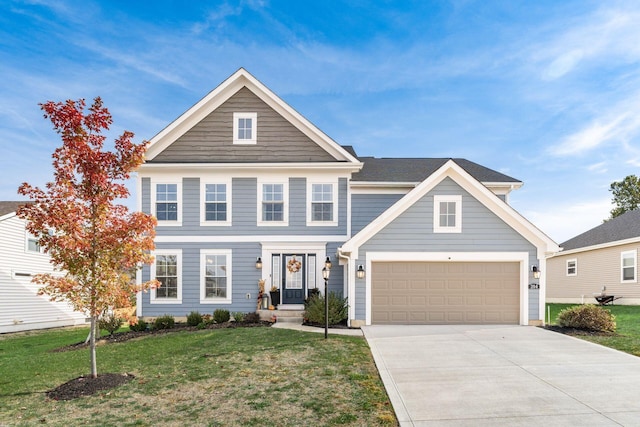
[90,315,98,378]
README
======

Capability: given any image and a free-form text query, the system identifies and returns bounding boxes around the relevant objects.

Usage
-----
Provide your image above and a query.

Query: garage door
[371,262,520,324]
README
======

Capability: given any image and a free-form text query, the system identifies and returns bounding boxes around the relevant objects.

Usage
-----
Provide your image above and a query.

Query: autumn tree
[17,97,158,378]
[609,175,640,219]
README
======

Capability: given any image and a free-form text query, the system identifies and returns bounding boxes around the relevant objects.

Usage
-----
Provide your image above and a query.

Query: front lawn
[546,303,640,357]
[0,326,396,426]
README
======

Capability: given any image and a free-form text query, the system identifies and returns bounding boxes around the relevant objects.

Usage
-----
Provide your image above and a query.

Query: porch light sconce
[532,265,541,279]
[356,265,365,279]
[255,257,262,269]
[325,256,332,270]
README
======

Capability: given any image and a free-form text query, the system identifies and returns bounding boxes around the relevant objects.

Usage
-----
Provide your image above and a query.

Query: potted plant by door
[269,285,280,308]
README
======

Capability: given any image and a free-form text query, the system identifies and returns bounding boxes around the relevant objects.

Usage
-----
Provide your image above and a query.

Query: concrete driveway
[362,325,640,426]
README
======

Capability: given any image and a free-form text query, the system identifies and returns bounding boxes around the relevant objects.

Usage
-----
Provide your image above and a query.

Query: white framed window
[152,181,182,226]
[621,250,637,283]
[307,182,338,226]
[150,250,182,304]
[258,180,288,226]
[433,195,462,233]
[566,259,577,276]
[25,232,42,253]
[200,249,232,304]
[200,181,231,226]
[233,112,257,144]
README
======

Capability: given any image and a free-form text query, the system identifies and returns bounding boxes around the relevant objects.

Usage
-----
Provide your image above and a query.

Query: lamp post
[322,265,331,339]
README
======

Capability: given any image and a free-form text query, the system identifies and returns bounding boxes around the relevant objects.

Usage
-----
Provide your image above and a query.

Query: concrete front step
[258,309,304,323]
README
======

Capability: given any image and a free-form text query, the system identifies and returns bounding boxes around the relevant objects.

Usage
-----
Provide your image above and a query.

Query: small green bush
[153,314,175,330]
[213,309,230,324]
[304,292,348,326]
[243,312,261,323]
[557,304,616,332]
[232,312,245,323]
[187,311,203,326]
[129,319,148,332]
[98,312,123,335]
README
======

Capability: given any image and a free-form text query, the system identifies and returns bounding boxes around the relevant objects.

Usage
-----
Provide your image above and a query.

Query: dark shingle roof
[351,157,520,184]
[560,209,640,251]
[0,201,28,217]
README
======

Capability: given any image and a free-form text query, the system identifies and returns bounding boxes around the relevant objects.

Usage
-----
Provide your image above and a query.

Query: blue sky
[2,0,640,243]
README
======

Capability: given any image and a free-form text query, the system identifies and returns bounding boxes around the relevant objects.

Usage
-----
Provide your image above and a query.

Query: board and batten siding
[0,216,86,333]
[143,177,349,237]
[150,87,336,163]
[352,178,539,321]
[351,193,404,236]
[547,242,640,304]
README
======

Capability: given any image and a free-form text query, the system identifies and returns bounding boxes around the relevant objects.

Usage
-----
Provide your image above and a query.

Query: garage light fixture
[356,265,365,279]
[532,265,541,279]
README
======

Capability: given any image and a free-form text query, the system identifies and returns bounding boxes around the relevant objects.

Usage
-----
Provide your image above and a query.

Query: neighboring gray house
[0,201,86,333]
[137,69,558,326]
[547,209,640,305]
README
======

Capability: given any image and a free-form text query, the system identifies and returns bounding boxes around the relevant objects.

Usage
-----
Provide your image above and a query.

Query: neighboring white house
[0,201,86,333]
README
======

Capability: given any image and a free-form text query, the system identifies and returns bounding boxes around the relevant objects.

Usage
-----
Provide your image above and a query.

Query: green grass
[546,303,640,357]
[0,326,397,426]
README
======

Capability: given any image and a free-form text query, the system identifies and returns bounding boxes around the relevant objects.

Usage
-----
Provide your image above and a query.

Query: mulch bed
[47,373,135,401]
[543,325,617,337]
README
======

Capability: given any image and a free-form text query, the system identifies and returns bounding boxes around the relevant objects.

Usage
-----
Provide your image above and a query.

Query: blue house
[137,69,558,326]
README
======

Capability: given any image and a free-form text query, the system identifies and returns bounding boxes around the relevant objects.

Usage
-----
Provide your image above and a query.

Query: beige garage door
[371,262,520,324]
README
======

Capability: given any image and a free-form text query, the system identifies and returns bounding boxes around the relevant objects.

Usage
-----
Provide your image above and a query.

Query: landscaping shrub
[98,312,123,335]
[186,311,203,327]
[129,319,148,332]
[213,309,230,324]
[557,304,616,332]
[201,314,213,325]
[153,315,175,330]
[232,312,245,323]
[243,312,261,323]
[304,292,348,326]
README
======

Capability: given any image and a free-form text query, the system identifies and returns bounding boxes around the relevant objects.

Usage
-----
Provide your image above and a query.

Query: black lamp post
[322,265,331,339]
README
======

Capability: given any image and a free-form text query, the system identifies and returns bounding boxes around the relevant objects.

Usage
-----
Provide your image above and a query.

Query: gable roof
[0,201,27,220]
[559,209,640,252]
[340,159,558,256]
[352,157,521,184]
[144,68,360,165]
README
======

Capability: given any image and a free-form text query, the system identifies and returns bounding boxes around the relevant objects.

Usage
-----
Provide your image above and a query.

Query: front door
[282,254,305,304]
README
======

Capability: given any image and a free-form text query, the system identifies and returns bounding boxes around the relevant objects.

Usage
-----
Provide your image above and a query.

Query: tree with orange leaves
[17,97,158,378]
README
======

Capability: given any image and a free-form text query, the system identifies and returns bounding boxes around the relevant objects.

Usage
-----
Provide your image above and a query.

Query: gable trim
[549,236,640,258]
[145,68,361,165]
[339,160,558,256]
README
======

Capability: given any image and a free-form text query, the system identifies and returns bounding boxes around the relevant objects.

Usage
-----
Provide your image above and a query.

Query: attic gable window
[433,195,462,233]
[233,112,257,144]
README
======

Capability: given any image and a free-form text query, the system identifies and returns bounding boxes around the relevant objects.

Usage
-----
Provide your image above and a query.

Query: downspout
[337,247,354,327]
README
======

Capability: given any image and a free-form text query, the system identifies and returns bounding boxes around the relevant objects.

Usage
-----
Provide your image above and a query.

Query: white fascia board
[547,236,640,258]
[138,162,362,176]
[144,68,361,165]
[0,212,17,222]
[155,234,349,243]
[340,160,558,255]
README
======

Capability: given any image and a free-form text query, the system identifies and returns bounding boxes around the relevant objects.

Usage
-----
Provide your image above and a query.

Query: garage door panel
[372,261,520,325]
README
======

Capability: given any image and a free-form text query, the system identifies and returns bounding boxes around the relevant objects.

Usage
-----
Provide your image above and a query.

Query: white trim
[340,160,558,255]
[139,162,362,174]
[621,250,637,283]
[257,179,289,226]
[566,258,577,276]
[549,236,640,257]
[200,179,232,226]
[0,211,17,222]
[363,251,530,326]
[260,243,327,299]
[433,195,462,233]
[150,249,182,304]
[233,112,257,145]
[156,234,349,243]
[200,249,233,304]
[307,180,338,226]
[150,179,182,226]
[144,68,361,164]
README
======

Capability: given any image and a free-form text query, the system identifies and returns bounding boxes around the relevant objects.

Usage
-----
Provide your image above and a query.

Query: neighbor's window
[26,234,41,253]
[311,183,334,222]
[566,259,577,276]
[155,183,179,222]
[151,251,182,304]
[233,112,257,144]
[621,250,637,282]
[200,250,232,303]
[261,183,285,222]
[433,195,462,233]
